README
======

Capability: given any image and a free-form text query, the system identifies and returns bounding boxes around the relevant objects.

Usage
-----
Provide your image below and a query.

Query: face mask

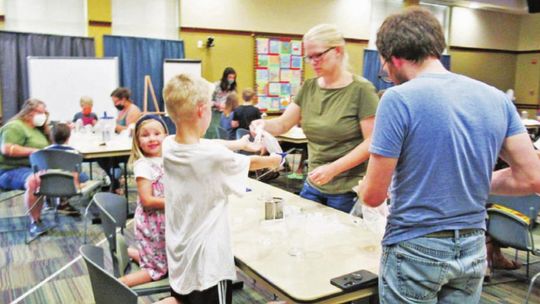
[32,113,47,127]
[227,79,235,85]
[82,107,92,115]
[115,104,125,111]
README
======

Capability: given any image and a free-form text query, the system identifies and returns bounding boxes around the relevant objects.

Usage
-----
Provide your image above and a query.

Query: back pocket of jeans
[397,252,446,301]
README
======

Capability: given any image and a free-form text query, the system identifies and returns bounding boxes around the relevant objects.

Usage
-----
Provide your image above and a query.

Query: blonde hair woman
[250,24,379,213]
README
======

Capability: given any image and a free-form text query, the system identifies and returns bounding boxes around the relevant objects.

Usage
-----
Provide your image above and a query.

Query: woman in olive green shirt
[0,99,67,237]
[251,24,378,213]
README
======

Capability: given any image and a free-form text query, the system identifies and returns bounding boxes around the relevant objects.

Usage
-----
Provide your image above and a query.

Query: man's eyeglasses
[378,61,392,84]
[304,47,336,63]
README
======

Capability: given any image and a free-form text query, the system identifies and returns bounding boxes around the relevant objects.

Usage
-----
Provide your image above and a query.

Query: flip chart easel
[143,75,166,115]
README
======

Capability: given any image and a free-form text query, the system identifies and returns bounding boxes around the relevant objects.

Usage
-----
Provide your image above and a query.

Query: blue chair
[487,194,540,293]
[27,149,83,242]
[216,126,229,140]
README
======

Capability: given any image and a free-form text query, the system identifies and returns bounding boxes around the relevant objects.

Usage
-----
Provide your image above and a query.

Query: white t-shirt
[162,136,250,294]
[133,157,163,181]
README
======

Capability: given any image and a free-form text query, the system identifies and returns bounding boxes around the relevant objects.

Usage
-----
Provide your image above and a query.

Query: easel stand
[143,75,166,115]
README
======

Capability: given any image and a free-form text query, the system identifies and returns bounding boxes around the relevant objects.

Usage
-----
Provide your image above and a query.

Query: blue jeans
[299,181,356,213]
[380,230,486,304]
[0,167,33,190]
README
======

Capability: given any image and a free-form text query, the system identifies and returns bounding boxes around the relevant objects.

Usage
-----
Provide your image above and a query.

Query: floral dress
[133,157,167,280]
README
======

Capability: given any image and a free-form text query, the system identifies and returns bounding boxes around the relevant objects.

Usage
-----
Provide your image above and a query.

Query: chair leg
[527,251,530,280]
[525,272,540,304]
[83,199,94,244]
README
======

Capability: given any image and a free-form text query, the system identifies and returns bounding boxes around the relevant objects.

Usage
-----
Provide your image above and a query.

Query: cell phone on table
[330,270,378,291]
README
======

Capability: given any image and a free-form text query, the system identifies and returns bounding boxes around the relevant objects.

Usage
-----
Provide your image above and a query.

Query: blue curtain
[362,49,451,92]
[103,35,184,114]
[0,31,94,120]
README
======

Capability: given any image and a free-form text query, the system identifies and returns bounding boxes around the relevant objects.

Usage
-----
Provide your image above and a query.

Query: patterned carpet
[1,174,540,303]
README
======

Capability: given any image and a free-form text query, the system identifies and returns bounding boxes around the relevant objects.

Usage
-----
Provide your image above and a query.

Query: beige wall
[449,49,516,91]
[450,7,521,50]
[180,0,371,40]
[514,53,540,104]
[518,14,540,51]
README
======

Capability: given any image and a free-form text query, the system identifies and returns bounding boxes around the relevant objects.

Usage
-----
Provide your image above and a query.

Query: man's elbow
[362,191,385,207]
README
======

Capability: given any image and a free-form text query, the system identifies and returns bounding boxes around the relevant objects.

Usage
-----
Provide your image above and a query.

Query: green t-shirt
[0,119,49,170]
[294,76,379,194]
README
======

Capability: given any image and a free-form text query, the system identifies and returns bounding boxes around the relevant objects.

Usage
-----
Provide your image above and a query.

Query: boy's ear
[196,103,204,118]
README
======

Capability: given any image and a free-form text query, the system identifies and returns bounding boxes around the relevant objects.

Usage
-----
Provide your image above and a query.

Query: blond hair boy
[162,74,280,304]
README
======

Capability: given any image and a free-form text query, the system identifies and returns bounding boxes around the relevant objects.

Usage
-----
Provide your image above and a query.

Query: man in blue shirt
[359,7,540,303]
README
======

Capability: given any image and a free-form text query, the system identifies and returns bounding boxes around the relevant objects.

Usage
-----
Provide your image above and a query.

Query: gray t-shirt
[370,72,525,245]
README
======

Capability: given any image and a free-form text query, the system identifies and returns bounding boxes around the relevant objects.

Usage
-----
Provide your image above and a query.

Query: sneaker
[29,221,47,238]
[57,202,81,217]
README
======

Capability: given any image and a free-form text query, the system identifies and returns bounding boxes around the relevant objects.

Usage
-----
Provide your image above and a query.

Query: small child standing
[232,88,261,130]
[220,93,239,140]
[72,96,98,126]
[161,74,280,304]
[119,114,168,287]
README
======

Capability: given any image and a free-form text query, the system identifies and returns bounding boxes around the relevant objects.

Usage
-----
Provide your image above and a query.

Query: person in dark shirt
[72,96,98,126]
[232,88,261,131]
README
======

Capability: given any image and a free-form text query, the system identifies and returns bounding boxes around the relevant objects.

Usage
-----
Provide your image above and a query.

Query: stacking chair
[83,192,127,275]
[116,233,170,295]
[487,194,540,300]
[235,127,251,140]
[27,149,83,242]
[80,245,138,304]
[216,126,230,139]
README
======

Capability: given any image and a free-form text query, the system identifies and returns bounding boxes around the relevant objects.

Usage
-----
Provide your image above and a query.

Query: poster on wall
[254,36,303,112]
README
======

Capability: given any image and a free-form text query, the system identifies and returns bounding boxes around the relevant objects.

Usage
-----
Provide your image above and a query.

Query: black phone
[330,270,378,291]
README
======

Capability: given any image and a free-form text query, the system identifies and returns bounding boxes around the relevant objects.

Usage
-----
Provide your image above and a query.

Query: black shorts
[170,280,232,304]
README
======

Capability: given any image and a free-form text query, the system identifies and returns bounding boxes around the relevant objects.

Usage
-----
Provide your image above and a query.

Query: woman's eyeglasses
[378,61,392,84]
[304,47,336,63]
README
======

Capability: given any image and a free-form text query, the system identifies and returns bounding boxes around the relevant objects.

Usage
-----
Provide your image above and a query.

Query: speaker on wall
[528,0,540,13]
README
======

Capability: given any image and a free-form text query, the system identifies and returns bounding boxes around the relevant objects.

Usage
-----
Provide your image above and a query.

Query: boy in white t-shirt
[161,74,280,304]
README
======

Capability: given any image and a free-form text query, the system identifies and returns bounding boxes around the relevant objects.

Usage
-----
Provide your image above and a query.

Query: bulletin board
[254,36,303,113]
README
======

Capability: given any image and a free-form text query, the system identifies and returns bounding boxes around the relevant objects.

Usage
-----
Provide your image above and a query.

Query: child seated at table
[160,74,280,304]
[232,88,261,131]
[72,96,98,126]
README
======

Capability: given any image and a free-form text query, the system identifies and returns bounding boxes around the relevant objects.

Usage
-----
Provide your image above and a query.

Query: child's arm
[213,135,261,153]
[249,154,281,171]
[137,177,165,209]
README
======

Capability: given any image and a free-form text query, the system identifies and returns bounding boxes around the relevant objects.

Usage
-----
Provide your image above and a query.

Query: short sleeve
[293,79,313,108]
[504,97,526,138]
[72,113,81,122]
[1,123,26,146]
[357,80,379,120]
[133,159,154,181]
[219,148,250,196]
[369,89,409,158]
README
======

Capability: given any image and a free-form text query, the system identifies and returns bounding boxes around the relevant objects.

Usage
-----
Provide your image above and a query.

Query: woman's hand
[308,163,338,186]
[249,119,265,136]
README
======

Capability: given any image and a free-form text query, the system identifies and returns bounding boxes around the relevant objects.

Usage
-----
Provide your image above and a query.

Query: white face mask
[32,113,47,127]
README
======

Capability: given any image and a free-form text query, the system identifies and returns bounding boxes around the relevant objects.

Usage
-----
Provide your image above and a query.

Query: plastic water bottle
[75,119,83,133]
[101,112,113,142]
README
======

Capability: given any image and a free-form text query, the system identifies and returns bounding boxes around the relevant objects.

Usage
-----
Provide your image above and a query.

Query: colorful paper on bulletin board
[271,98,281,110]
[257,55,269,67]
[291,69,302,84]
[280,69,292,82]
[268,55,280,68]
[280,83,291,96]
[280,41,291,54]
[291,56,302,69]
[256,82,267,95]
[269,67,280,82]
[280,55,290,68]
[258,97,271,110]
[269,39,280,54]
[291,40,302,55]
[268,83,281,96]
[256,68,269,82]
[257,38,269,54]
